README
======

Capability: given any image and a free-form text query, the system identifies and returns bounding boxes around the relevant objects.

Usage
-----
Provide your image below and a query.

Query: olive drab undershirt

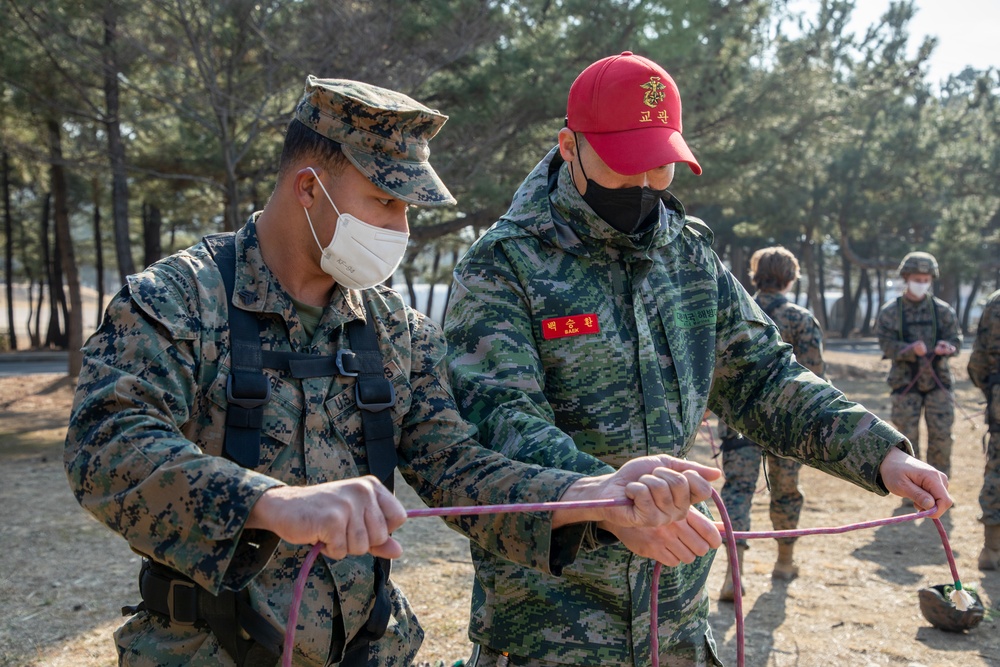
[444,147,911,666]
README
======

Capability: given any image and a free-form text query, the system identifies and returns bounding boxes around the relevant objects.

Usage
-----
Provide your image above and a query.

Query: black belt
[131,559,283,667]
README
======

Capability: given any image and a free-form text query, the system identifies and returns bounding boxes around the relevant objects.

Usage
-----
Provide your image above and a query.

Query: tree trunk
[51,226,69,348]
[92,177,105,329]
[817,242,828,332]
[142,201,163,268]
[839,251,854,338]
[730,244,749,291]
[224,151,241,231]
[403,267,418,313]
[425,248,442,319]
[443,249,458,322]
[47,118,84,375]
[40,192,60,348]
[2,151,17,351]
[104,4,136,282]
[877,269,885,315]
[858,268,874,335]
[962,274,981,335]
[29,279,41,349]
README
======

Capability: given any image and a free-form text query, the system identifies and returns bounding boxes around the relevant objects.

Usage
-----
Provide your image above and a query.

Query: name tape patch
[541,313,600,340]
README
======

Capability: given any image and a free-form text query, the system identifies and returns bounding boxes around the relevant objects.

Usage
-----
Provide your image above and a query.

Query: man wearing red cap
[444,52,952,666]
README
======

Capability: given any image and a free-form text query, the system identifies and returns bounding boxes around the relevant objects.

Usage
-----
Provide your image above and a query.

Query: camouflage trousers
[468,641,722,667]
[720,437,803,548]
[981,430,1000,526]
[890,386,954,477]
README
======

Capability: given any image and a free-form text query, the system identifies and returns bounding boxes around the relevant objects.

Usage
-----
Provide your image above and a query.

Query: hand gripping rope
[283,491,967,667]
[896,343,980,429]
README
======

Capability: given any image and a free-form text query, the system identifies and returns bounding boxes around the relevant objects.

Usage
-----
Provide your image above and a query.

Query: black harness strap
[207,232,397,658]
[347,316,398,488]
[340,309,397,667]
[207,233,270,469]
[126,233,399,666]
[134,559,282,667]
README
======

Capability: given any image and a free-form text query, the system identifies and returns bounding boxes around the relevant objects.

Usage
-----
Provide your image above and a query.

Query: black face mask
[574,144,667,234]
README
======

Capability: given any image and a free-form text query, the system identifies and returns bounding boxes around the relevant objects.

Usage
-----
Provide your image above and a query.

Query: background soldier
[716,246,825,602]
[876,252,962,480]
[968,288,1000,570]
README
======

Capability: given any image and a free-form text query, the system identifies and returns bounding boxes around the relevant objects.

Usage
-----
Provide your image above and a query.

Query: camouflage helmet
[898,251,939,278]
[918,585,984,632]
[294,76,456,207]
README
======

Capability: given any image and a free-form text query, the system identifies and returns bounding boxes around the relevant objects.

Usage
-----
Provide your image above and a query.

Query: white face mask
[906,281,932,299]
[302,167,409,290]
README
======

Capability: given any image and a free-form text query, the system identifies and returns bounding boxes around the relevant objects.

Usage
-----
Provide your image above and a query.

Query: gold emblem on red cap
[641,76,666,108]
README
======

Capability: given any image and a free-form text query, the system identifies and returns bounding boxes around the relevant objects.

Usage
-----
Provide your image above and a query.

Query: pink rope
[282,496,961,667]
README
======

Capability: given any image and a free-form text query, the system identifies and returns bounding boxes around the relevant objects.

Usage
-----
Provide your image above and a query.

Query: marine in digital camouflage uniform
[875,252,962,478]
[443,53,951,667]
[968,288,1000,570]
[64,76,719,667]
[715,247,825,600]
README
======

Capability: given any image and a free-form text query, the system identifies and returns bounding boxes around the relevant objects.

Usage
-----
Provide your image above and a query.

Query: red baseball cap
[567,51,702,176]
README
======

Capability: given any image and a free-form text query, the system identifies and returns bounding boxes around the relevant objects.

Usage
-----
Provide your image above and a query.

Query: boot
[772,542,799,581]
[978,525,1000,571]
[719,545,746,602]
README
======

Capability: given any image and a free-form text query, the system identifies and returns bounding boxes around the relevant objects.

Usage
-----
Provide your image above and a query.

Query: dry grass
[2,350,998,666]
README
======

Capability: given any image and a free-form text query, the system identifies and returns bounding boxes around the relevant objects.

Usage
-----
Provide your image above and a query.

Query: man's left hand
[552,455,722,530]
[879,446,953,518]
[934,340,957,356]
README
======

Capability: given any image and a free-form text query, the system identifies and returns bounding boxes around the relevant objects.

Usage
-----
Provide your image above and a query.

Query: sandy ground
[1,348,998,667]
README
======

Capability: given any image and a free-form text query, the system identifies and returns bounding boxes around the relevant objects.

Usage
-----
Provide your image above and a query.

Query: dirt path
[1,350,997,667]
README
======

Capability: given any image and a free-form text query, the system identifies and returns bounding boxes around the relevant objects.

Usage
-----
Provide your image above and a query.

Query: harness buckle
[167,579,198,626]
[355,381,396,413]
[336,350,360,377]
[226,373,271,409]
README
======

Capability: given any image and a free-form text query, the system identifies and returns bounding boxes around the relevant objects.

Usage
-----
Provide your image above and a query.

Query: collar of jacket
[501,146,688,259]
[231,214,366,325]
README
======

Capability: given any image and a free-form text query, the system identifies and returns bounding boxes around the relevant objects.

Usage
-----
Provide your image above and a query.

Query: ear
[557,128,578,162]
[292,167,320,208]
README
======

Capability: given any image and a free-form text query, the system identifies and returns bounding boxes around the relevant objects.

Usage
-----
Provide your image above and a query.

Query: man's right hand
[247,476,407,560]
[609,508,722,566]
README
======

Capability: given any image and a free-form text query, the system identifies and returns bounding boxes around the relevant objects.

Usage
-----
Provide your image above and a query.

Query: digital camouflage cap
[294,75,456,206]
[898,251,940,278]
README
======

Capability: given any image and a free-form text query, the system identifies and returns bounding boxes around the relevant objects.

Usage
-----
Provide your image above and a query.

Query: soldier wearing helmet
[876,251,962,482]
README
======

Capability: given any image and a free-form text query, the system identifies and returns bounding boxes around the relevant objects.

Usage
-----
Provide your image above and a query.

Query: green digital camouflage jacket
[444,148,910,666]
[64,219,593,667]
[875,294,962,392]
[968,288,1000,425]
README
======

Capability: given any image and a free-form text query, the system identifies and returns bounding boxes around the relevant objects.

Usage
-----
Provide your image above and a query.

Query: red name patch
[541,313,600,340]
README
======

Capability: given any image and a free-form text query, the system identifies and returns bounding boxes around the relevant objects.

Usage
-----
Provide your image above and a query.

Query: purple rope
[282,496,960,667]
[283,542,324,664]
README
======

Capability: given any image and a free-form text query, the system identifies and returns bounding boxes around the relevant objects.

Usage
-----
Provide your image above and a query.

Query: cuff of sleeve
[548,521,622,574]
[221,528,282,591]
[548,523,588,575]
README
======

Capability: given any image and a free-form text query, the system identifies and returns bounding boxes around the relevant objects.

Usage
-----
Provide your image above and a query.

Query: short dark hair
[278,119,349,177]
[749,246,800,291]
